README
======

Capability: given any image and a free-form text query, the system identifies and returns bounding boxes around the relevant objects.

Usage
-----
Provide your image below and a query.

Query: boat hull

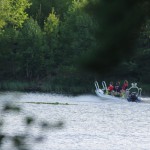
[95,89,142,102]
[95,89,123,100]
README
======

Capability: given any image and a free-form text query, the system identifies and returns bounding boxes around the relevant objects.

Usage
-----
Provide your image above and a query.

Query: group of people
[107,80,128,96]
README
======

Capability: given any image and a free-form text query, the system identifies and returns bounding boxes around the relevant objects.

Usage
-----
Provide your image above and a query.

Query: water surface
[0,92,150,150]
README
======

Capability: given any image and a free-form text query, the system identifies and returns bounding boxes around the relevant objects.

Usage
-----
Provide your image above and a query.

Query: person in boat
[121,80,129,98]
[122,80,128,91]
[114,81,122,96]
[107,82,114,95]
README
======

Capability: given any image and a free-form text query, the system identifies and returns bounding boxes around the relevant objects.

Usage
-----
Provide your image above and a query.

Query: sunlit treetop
[0,0,31,29]
[44,8,60,35]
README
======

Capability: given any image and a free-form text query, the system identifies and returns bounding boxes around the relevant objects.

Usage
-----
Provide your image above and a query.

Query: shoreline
[0,80,150,97]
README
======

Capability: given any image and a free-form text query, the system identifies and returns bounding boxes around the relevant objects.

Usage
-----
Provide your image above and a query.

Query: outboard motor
[126,83,142,102]
[127,92,138,102]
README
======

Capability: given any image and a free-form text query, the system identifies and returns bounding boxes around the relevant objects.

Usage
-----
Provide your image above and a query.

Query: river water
[0,92,150,150]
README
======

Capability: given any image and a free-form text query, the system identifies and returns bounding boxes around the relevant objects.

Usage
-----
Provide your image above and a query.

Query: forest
[0,0,150,95]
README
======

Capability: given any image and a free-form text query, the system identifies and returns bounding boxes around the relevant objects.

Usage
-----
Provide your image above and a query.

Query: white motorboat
[95,81,142,102]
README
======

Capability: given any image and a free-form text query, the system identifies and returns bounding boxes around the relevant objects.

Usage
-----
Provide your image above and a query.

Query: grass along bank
[0,80,94,95]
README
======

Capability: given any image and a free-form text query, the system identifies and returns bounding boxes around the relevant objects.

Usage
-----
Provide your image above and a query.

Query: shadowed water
[0,92,150,150]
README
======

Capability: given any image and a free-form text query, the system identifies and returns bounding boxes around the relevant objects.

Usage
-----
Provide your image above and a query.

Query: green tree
[0,28,19,79]
[44,8,60,74]
[27,0,73,26]
[0,0,31,29]
[132,20,150,83]
[59,0,97,68]
[18,18,52,80]
[44,8,59,35]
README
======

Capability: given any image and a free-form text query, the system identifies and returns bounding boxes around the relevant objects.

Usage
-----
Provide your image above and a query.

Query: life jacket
[108,85,114,91]
[122,83,128,90]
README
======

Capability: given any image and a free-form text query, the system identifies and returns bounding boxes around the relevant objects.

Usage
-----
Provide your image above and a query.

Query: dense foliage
[0,0,150,94]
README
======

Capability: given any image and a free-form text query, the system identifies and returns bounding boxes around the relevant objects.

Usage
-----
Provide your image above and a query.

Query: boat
[94,81,142,102]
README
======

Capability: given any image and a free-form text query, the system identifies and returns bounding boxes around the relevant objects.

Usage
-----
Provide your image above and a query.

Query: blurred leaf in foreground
[80,0,150,73]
